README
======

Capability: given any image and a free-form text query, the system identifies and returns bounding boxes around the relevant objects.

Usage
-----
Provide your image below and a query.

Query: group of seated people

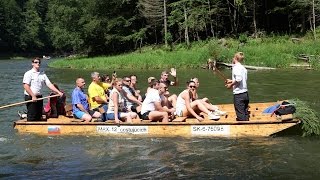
[70,68,226,123]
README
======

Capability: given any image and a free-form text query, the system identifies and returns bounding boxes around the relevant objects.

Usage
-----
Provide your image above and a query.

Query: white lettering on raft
[191,125,230,135]
[97,126,148,134]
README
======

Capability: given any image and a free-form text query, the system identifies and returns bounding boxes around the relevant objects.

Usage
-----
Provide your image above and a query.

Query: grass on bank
[49,35,320,70]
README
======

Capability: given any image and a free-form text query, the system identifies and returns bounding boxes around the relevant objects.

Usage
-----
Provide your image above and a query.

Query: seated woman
[44,83,66,118]
[106,78,138,124]
[190,77,226,116]
[175,81,221,122]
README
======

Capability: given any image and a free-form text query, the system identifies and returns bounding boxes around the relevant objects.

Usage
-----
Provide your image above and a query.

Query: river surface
[0,59,320,179]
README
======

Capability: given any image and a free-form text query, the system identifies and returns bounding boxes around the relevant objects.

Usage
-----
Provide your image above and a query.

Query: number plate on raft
[97,126,148,134]
[191,125,230,135]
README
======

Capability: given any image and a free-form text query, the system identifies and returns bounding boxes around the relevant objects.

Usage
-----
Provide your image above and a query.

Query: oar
[0,94,60,110]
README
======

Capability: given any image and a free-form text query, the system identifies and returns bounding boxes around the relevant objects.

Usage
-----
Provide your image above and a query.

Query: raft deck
[13,102,300,137]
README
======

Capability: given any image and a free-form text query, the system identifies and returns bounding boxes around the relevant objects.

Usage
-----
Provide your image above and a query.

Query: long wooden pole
[213,68,228,81]
[0,94,60,110]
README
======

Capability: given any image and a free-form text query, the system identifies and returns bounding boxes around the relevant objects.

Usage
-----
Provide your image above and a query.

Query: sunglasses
[33,61,41,64]
[125,79,131,82]
[189,86,196,88]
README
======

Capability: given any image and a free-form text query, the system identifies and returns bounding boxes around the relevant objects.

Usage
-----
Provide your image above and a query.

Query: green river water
[0,59,319,179]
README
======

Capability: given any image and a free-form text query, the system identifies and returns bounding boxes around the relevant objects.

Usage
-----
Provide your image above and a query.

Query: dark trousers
[233,92,249,121]
[25,95,43,121]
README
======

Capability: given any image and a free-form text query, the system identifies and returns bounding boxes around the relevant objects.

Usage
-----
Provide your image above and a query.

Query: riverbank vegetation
[49,35,320,70]
[1,0,319,58]
[291,99,320,136]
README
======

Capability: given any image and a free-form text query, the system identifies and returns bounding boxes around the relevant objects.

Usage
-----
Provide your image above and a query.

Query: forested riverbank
[1,0,319,58]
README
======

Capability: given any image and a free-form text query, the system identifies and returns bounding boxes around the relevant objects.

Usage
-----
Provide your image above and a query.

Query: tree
[46,0,85,53]
[0,0,23,52]
[20,0,45,51]
[138,0,168,46]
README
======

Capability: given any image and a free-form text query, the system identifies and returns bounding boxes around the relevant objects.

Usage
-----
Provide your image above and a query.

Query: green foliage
[238,34,248,44]
[309,56,320,70]
[165,32,173,44]
[207,39,222,60]
[289,99,320,136]
[49,36,320,70]
[20,0,45,50]
[1,0,320,55]
[0,0,23,50]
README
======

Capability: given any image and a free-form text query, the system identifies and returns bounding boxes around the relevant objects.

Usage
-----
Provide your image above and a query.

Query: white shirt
[23,68,51,96]
[107,88,125,113]
[141,88,161,114]
[232,62,248,94]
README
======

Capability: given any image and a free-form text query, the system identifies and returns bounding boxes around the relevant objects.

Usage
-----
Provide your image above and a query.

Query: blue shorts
[106,112,121,120]
[74,110,95,119]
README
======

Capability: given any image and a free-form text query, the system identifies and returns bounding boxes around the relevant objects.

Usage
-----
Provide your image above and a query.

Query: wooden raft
[13,101,300,137]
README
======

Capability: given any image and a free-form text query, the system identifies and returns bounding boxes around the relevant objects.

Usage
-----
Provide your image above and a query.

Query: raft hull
[13,101,300,137]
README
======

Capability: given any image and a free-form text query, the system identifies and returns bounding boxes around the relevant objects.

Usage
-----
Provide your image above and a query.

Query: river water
[0,59,319,179]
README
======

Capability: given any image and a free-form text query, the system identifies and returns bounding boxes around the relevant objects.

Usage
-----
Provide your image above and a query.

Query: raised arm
[169,68,178,86]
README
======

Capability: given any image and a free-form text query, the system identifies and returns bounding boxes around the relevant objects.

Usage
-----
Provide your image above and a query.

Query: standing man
[72,78,101,122]
[23,57,63,121]
[225,52,249,121]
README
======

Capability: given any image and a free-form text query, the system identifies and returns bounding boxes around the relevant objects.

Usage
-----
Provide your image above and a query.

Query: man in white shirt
[141,80,175,123]
[23,57,63,121]
[225,52,249,121]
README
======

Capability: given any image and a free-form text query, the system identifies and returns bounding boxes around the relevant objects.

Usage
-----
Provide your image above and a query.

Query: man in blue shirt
[72,78,101,122]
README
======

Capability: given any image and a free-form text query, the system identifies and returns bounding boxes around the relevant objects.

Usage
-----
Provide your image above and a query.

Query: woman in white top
[175,81,220,122]
[107,78,138,123]
[190,77,226,116]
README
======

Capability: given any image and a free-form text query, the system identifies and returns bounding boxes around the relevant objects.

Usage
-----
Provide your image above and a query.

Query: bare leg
[148,111,169,123]
[201,100,218,111]
[168,94,177,108]
[92,111,101,118]
[82,114,92,122]
[191,100,211,115]
[182,100,211,117]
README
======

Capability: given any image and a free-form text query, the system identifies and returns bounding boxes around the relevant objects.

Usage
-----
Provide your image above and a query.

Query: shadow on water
[0,59,320,178]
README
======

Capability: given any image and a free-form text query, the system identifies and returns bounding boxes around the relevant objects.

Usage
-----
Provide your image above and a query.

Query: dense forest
[0,0,319,56]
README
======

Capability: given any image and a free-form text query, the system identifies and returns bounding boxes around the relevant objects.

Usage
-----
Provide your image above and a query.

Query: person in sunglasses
[23,57,63,121]
[175,81,220,122]
[122,76,143,115]
[190,77,226,116]
[107,78,138,124]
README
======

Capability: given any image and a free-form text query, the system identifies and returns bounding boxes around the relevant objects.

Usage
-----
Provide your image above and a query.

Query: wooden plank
[172,117,187,122]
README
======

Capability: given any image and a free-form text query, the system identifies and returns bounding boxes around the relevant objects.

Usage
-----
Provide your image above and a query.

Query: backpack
[274,101,296,116]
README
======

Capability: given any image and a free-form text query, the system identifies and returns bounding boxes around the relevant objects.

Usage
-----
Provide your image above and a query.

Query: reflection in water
[0,60,320,178]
